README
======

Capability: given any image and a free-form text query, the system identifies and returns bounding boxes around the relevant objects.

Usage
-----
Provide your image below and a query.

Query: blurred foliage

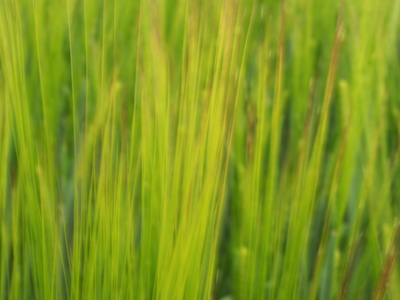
[1,0,400,299]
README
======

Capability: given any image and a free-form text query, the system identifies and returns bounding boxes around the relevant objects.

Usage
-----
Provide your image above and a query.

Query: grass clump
[1,0,400,299]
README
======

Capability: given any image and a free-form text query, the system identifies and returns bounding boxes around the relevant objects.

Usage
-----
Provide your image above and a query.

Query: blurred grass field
[1,0,400,299]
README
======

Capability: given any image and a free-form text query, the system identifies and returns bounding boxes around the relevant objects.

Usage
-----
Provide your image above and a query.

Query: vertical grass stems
[1,0,400,299]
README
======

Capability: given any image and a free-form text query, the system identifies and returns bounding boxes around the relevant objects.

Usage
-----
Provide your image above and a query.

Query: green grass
[1,0,400,299]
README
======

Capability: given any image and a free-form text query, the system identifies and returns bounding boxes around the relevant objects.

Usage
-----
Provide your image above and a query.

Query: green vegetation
[1,0,400,299]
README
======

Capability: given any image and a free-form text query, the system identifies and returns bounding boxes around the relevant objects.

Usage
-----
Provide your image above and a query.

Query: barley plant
[1,0,400,299]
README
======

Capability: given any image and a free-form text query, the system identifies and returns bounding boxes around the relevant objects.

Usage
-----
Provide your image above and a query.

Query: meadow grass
[1,0,400,299]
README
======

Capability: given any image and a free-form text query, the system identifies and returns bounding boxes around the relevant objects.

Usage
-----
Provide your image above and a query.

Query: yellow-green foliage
[1,0,400,299]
